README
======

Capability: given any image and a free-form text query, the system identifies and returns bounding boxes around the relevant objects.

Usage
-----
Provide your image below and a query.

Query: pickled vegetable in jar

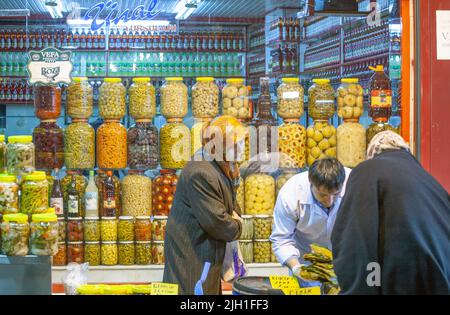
[308,79,335,121]
[160,77,188,119]
[34,85,61,120]
[278,121,306,169]
[99,78,126,120]
[306,121,337,166]
[97,121,127,169]
[64,120,95,169]
[67,217,83,242]
[6,136,35,178]
[276,171,297,196]
[152,216,167,241]
[33,121,64,170]
[277,77,304,119]
[0,174,19,214]
[0,134,6,171]
[68,241,84,264]
[96,171,122,218]
[337,122,366,168]
[190,119,210,157]
[134,216,152,241]
[67,77,93,119]
[222,78,250,119]
[240,215,253,240]
[135,241,152,265]
[337,78,364,120]
[57,217,66,242]
[253,215,273,239]
[127,121,159,170]
[253,239,271,263]
[118,216,134,241]
[152,170,178,216]
[30,212,58,256]
[122,172,152,217]
[83,217,100,242]
[61,171,87,217]
[236,181,245,214]
[129,77,156,120]
[192,77,219,119]
[118,241,135,265]
[239,240,253,264]
[84,241,101,266]
[53,242,67,266]
[1,213,29,256]
[160,120,190,169]
[152,241,164,265]
[20,171,48,214]
[100,217,118,241]
[101,241,118,265]
[244,173,275,215]
[366,122,398,146]
[369,65,392,123]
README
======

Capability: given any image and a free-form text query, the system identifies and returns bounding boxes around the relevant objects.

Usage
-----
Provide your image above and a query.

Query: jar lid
[226,78,244,84]
[101,217,117,220]
[68,241,84,244]
[8,135,32,143]
[254,215,272,219]
[71,118,89,123]
[118,241,134,244]
[196,77,214,82]
[341,78,359,83]
[312,79,330,84]
[101,241,117,244]
[24,171,47,181]
[133,77,151,83]
[0,134,5,142]
[118,216,134,220]
[254,239,270,242]
[241,215,253,219]
[165,77,183,81]
[153,216,168,220]
[72,77,88,82]
[0,174,17,183]
[282,77,299,83]
[84,216,100,220]
[135,216,151,220]
[104,78,122,83]
[32,213,57,223]
[166,118,183,123]
[58,242,66,245]
[3,213,28,224]
[85,241,101,244]
[135,241,152,244]
[153,241,165,245]
[67,217,83,221]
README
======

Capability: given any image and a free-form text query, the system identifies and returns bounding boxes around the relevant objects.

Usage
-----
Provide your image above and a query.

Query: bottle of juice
[102,171,117,217]
[369,65,392,122]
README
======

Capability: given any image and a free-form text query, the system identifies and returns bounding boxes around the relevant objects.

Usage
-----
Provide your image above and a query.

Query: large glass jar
[96,171,122,218]
[160,120,190,169]
[240,215,253,240]
[127,121,159,170]
[236,181,245,213]
[190,119,210,157]
[277,77,304,119]
[64,120,95,169]
[20,172,48,214]
[61,171,87,217]
[152,216,167,241]
[152,241,165,265]
[0,134,6,172]
[160,77,188,119]
[53,242,67,266]
[129,77,156,120]
[276,170,297,196]
[33,121,64,170]
[0,213,29,256]
[67,241,84,264]
[135,241,152,265]
[306,121,337,166]
[366,122,398,146]
[34,85,61,120]
[100,217,118,241]
[239,240,253,264]
[337,122,366,168]
[118,241,135,265]
[278,121,307,169]
[308,79,335,121]
[253,215,273,239]
[67,217,83,242]
[101,241,118,265]
[6,136,35,178]
[30,213,58,256]
[118,216,134,242]
[97,121,127,169]
[0,174,19,214]
[192,77,219,118]
[253,239,271,263]
[222,78,250,119]
[134,216,152,241]
[99,78,126,120]
[122,172,152,217]
[337,78,364,120]
[83,217,100,242]
[45,171,54,203]
[244,173,275,215]
[84,241,101,266]
[152,170,178,216]
[57,217,66,242]
[67,77,93,119]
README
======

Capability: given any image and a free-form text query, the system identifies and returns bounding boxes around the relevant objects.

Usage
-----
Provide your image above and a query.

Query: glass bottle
[67,175,80,218]
[50,169,64,218]
[85,170,99,218]
[102,170,117,217]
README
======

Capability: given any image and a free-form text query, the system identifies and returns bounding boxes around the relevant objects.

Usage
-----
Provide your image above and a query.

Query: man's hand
[232,211,243,224]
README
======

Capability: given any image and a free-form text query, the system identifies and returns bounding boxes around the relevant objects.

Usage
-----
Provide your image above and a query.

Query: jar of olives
[366,122,398,146]
[160,120,190,169]
[244,173,275,215]
[33,121,64,170]
[135,241,152,265]
[20,171,48,214]
[277,78,304,119]
[101,241,118,265]
[34,85,61,120]
[278,120,307,169]
[306,121,337,166]
[253,239,271,263]
[1,213,29,256]
[160,77,188,119]
[118,216,134,242]
[84,217,100,242]
[253,215,273,239]
[152,170,178,216]
[118,241,135,265]
[0,174,19,214]
[192,77,219,119]
[67,77,93,119]
[337,78,364,121]
[128,77,156,120]
[122,172,152,217]
[85,241,101,266]
[97,121,127,169]
[127,121,159,170]
[64,120,95,169]
[6,136,35,178]
[308,79,335,121]
[99,78,126,120]
[100,217,118,241]
[222,78,250,119]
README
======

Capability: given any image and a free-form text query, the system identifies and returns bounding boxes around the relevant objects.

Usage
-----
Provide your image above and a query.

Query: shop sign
[150,282,178,295]
[27,48,73,85]
[436,11,450,60]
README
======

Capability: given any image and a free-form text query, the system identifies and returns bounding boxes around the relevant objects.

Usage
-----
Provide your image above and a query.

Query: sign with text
[436,11,450,60]
[150,282,179,295]
[27,48,73,85]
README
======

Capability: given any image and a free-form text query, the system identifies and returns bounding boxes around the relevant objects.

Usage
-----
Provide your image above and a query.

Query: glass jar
[277,77,304,119]
[99,78,126,120]
[0,174,19,214]
[134,216,152,241]
[244,173,275,215]
[135,241,152,265]
[306,121,337,166]
[20,172,48,214]
[6,136,35,178]
[152,241,165,265]
[45,171,54,204]
[337,78,364,120]
[33,121,64,170]
[118,241,135,265]
[118,216,134,242]
[366,122,398,145]
[152,216,167,241]
[253,215,273,239]
[129,77,156,120]
[152,170,178,216]
[127,121,159,170]
[61,171,87,217]
[276,171,297,196]
[0,213,29,256]
[53,242,67,266]
[192,77,219,119]
[57,217,66,242]
[160,77,188,119]
[160,120,190,169]
[308,79,335,121]
[190,119,210,157]
[253,239,271,263]
[30,213,58,256]
[96,171,122,218]
[97,121,127,169]
[236,181,245,214]
[84,241,101,266]
[67,241,84,264]
[222,78,250,119]
[240,215,253,240]
[67,217,83,242]
[278,121,307,169]
[239,240,253,264]
[64,120,95,169]
[83,217,100,242]
[122,172,152,217]
[67,77,93,119]
[100,217,118,241]
[0,134,6,171]
[101,241,118,265]
[337,122,366,168]
[34,85,61,120]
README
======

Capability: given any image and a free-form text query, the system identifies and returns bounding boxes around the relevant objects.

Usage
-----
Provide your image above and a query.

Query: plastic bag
[63,263,89,295]
[221,241,248,282]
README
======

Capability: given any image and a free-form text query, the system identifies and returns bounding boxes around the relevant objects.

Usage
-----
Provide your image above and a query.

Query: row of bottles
[269,17,301,42]
[344,32,389,61]
[0,52,28,77]
[249,29,265,49]
[0,79,32,102]
[304,46,340,70]
[269,45,298,74]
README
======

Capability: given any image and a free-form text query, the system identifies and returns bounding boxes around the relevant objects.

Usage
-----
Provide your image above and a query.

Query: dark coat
[163,160,242,295]
[331,150,450,295]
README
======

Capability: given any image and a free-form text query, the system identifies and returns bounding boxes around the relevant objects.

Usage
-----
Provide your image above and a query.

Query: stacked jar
[276,170,297,197]
[336,78,366,168]
[244,172,275,215]
[122,170,152,217]
[306,79,337,166]
[160,78,190,169]
[239,215,254,263]
[1,213,29,256]
[6,136,35,179]
[65,77,95,170]
[20,171,49,214]
[97,78,127,169]
[152,169,178,216]
[277,78,306,169]
[0,174,19,215]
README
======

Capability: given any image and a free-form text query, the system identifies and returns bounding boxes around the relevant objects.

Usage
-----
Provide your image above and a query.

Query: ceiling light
[175,0,201,20]
[45,0,63,19]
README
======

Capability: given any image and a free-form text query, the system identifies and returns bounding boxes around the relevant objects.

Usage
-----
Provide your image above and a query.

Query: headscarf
[366,131,410,160]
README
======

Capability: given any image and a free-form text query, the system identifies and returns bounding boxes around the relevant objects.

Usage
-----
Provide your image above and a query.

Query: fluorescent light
[45,0,63,19]
[0,9,30,17]
[175,0,199,20]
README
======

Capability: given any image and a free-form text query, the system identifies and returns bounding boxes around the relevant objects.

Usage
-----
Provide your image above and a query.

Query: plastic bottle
[85,170,99,218]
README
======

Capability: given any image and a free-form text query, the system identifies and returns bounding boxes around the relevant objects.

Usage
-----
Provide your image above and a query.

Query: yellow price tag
[150,283,179,295]
[282,286,321,295]
[269,276,300,290]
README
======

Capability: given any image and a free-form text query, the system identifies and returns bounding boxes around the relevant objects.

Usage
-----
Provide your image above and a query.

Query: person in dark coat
[163,116,246,295]
[331,131,450,294]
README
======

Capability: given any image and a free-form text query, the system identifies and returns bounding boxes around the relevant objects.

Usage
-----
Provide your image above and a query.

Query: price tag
[269,276,300,289]
[150,283,179,295]
[282,286,321,296]
[282,91,300,99]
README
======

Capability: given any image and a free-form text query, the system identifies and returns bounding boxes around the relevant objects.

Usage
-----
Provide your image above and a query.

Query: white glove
[291,264,305,280]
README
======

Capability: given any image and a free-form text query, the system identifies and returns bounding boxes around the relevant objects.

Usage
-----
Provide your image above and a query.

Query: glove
[291,264,305,280]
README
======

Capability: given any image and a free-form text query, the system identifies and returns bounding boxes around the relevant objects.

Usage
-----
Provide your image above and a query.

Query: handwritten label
[282,286,321,295]
[150,283,178,295]
[269,276,300,289]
